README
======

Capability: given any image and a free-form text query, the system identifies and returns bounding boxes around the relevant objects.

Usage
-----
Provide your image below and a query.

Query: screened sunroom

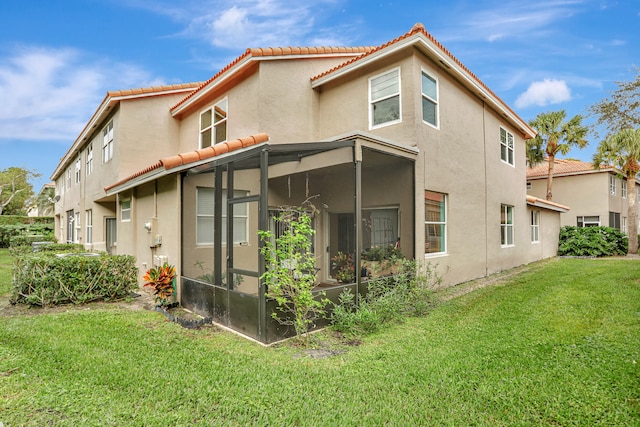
[179,135,417,343]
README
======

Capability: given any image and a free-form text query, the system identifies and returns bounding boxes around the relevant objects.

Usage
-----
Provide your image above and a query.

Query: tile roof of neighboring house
[104,133,269,192]
[310,23,535,139]
[171,46,375,115]
[526,158,614,179]
[52,82,203,180]
[526,195,570,213]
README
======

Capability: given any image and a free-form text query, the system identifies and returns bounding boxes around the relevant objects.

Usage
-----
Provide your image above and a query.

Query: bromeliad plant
[143,262,176,306]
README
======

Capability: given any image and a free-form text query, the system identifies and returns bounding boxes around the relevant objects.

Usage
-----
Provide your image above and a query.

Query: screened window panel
[422,98,437,126]
[372,96,400,126]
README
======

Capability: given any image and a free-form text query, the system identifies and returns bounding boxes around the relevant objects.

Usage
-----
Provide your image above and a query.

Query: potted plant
[143,262,176,306]
[331,251,355,283]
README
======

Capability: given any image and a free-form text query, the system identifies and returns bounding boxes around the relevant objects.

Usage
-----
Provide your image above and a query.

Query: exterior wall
[528,172,635,229]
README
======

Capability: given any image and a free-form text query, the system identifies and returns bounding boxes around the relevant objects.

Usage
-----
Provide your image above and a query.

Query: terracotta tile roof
[107,82,203,98]
[104,133,269,192]
[526,195,570,213]
[311,23,533,137]
[526,158,614,179]
[171,46,375,112]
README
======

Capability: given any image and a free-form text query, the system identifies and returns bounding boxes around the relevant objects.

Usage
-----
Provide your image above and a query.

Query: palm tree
[528,110,589,201]
[593,128,640,255]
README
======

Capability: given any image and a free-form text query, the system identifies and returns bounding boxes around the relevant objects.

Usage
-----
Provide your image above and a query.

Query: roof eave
[311,32,535,139]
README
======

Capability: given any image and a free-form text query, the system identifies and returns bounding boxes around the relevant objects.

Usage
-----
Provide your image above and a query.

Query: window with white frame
[66,168,71,190]
[622,179,627,198]
[120,199,131,222]
[501,204,514,246]
[200,99,228,148]
[530,210,540,243]
[85,209,93,244]
[622,216,627,233]
[500,127,515,166]
[102,120,114,163]
[86,143,93,176]
[577,215,600,227]
[425,191,446,254]
[609,174,616,195]
[74,212,81,243]
[609,211,621,229]
[196,187,249,245]
[421,71,438,128]
[74,158,81,184]
[369,68,401,128]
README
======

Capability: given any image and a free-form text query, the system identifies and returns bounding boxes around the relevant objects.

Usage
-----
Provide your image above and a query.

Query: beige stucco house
[51,24,568,342]
[527,158,639,231]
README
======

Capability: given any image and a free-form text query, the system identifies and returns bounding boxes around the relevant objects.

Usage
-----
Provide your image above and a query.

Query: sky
[0,0,638,192]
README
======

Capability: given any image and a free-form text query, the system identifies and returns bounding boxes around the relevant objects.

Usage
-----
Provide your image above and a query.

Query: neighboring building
[51,24,567,342]
[527,158,639,232]
[27,182,56,217]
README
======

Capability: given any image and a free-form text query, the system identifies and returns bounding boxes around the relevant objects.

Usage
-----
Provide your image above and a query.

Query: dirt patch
[0,287,157,317]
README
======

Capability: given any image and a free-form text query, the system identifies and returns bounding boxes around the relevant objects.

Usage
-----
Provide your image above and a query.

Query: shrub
[330,260,439,337]
[0,223,55,248]
[558,226,628,257]
[11,252,138,306]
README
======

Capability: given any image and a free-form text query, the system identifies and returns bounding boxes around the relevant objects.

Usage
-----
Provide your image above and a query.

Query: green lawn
[1,254,639,426]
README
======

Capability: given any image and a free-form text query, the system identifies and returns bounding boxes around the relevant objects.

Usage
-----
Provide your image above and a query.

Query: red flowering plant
[143,263,176,306]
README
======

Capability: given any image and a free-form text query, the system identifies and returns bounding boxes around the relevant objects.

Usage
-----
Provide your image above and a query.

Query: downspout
[354,140,362,306]
[482,102,489,276]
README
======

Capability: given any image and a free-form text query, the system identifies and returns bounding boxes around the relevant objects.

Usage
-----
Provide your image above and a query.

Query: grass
[1,252,639,426]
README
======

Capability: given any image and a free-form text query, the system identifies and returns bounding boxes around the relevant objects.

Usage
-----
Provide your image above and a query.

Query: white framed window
[500,127,515,166]
[196,187,249,245]
[66,168,71,190]
[425,191,446,255]
[120,199,131,222]
[86,143,93,176]
[369,67,401,129]
[526,181,532,191]
[102,120,114,163]
[577,215,600,227]
[85,209,93,244]
[622,216,627,233]
[200,98,228,149]
[74,158,81,184]
[74,211,81,243]
[622,180,627,198]
[501,204,514,246]
[609,174,616,195]
[421,70,438,128]
[531,210,540,243]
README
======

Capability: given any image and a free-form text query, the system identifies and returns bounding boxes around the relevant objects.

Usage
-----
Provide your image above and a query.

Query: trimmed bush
[11,252,138,306]
[0,223,55,248]
[558,226,628,257]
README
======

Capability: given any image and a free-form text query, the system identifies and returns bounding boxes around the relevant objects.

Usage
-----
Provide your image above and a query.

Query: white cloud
[128,0,346,50]
[515,79,572,108]
[0,46,165,141]
[440,0,586,43]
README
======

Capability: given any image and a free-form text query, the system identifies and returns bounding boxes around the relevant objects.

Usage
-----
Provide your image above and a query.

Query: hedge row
[558,226,628,257]
[0,216,54,226]
[11,253,138,307]
[0,223,55,248]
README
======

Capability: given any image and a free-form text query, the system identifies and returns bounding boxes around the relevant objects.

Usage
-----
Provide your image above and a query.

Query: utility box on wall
[153,255,168,267]
[145,217,161,248]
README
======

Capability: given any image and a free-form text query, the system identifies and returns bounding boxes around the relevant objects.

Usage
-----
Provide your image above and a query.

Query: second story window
[200,99,228,149]
[86,143,93,176]
[103,120,114,163]
[609,174,616,195]
[369,68,401,128]
[500,127,515,166]
[622,180,627,198]
[121,199,131,222]
[74,158,81,184]
[66,168,71,190]
[421,71,439,128]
